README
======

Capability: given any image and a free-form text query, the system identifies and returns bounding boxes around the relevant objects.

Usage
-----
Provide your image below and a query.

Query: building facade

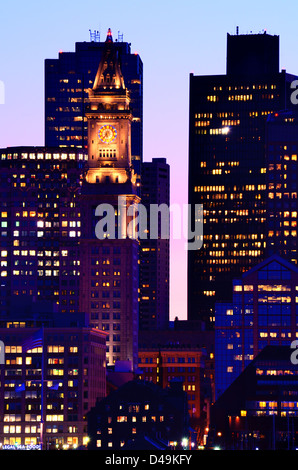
[0,314,106,449]
[0,146,87,317]
[87,379,189,450]
[209,346,298,450]
[188,30,297,327]
[138,327,214,445]
[138,340,205,421]
[215,254,298,399]
[265,110,298,262]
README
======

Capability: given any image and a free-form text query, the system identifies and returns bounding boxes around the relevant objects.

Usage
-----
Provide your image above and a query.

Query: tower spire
[92,28,125,91]
[106,28,113,43]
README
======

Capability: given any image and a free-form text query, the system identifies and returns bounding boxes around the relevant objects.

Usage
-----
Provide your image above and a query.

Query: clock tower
[79,29,140,371]
[85,27,136,185]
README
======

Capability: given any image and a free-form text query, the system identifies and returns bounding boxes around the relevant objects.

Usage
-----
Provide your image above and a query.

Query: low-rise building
[208,345,298,450]
[215,254,298,399]
[87,379,189,450]
[138,326,213,445]
[0,307,106,449]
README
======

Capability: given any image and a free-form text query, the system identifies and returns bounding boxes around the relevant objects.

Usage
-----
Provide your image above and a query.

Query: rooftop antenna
[236,26,239,35]
[118,31,123,42]
[89,29,100,42]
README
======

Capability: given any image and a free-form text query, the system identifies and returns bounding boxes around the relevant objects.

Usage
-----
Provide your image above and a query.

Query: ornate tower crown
[92,28,125,91]
[84,29,135,185]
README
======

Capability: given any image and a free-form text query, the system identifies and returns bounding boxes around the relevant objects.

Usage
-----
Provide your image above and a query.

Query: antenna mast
[89,29,100,42]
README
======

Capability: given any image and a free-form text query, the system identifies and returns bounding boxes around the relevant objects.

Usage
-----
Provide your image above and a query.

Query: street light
[181,438,189,449]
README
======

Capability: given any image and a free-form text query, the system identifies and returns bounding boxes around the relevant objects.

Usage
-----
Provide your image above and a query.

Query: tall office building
[139,158,170,330]
[188,30,297,327]
[0,146,87,317]
[78,31,140,370]
[45,28,143,170]
[215,254,298,399]
[265,110,298,262]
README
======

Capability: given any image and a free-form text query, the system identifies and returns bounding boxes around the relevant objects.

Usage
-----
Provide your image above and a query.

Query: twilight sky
[0,0,298,320]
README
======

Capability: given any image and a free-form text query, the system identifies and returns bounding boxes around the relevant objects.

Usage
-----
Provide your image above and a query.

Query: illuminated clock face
[98,125,117,144]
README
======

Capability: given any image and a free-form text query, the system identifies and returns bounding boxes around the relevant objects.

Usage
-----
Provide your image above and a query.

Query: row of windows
[5,346,78,354]
[1,153,86,161]
[212,84,277,92]
[91,288,121,296]
[91,247,121,255]
[91,270,121,276]
[90,301,121,308]
[91,258,121,265]
[139,357,197,364]
[89,280,121,288]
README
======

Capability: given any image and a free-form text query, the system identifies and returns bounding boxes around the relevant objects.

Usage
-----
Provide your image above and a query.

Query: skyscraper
[0,146,86,317]
[78,30,140,370]
[215,254,298,399]
[188,30,297,327]
[139,158,170,330]
[45,28,143,168]
[265,110,298,262]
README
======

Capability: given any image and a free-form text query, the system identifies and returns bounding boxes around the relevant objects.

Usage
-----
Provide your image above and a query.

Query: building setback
[188,30,297,327]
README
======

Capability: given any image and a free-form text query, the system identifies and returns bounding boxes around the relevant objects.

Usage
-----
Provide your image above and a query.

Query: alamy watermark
[290,340,298,364]
[94,196,203,251]
[290,80,298,105]
[0,340,4,364]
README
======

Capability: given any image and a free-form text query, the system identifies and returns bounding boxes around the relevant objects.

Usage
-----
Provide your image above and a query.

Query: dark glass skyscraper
[265,110,298,262]
[139,158,170,330]
[188,31,297,327]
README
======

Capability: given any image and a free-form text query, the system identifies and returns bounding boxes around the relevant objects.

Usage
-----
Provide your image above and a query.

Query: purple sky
[1,0,298,320]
